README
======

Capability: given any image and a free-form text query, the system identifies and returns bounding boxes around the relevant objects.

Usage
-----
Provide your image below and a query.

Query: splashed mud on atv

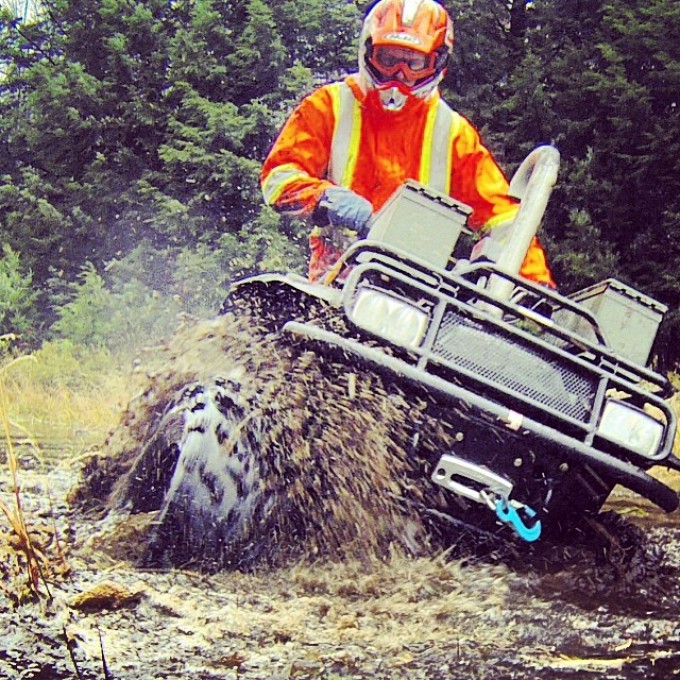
[71,147,680,571]
[72,311,462,569]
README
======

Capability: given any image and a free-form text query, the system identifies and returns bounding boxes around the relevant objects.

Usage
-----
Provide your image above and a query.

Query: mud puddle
[2,464,680,679]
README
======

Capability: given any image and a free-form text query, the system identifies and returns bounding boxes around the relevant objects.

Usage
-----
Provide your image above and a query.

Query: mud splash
[47,299,680,677]
[70,311,462,570]
[70,304,680,578]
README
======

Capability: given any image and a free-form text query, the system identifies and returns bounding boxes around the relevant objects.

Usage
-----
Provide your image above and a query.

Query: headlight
[350,288,429,349]
[597,400,664,458]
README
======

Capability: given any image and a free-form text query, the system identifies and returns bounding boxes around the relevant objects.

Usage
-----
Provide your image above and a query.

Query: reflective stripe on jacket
[260,74,554,286]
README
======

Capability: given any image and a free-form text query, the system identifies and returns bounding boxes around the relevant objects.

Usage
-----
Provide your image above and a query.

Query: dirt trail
[2,464,680,680]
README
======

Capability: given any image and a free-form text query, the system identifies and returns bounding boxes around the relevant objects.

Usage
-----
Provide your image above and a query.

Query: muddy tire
[138,378,272,570]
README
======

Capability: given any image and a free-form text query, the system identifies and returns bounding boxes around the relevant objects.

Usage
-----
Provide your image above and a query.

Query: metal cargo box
[562,278,667,366]
[367,181,472,270]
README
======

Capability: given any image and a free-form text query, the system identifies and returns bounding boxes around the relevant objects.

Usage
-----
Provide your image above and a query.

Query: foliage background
[0,0,678,368]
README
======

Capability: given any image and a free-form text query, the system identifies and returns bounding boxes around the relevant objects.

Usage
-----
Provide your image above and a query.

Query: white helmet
[358,0,454,111]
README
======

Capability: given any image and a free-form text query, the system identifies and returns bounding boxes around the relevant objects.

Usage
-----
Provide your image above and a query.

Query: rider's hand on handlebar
[319,186,372,236]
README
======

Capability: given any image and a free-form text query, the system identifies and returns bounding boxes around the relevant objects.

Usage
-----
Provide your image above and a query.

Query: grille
[432,311,597,422]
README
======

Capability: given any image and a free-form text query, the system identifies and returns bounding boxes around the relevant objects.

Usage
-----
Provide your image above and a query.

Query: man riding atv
[73,0,679,571]
[260,0,555,288]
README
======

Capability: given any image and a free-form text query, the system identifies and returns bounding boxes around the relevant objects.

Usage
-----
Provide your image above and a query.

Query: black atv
[79,146,679,569]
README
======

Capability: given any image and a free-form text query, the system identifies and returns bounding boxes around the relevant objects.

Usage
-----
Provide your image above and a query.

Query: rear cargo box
[367,181,472,270]
[561,278,667,366]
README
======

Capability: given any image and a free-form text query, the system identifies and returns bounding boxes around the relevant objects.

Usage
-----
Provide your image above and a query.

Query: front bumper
[284,320,679,513]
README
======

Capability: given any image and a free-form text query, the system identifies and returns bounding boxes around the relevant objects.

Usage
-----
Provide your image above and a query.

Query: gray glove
[318,187,373,236]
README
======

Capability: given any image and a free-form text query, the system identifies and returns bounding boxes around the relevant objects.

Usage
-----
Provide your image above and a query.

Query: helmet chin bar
[376,80,412,111]
[371,75,440,112]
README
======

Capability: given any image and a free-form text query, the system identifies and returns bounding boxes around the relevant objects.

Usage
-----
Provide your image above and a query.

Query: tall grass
[0,352,54,600]
[669,390,680,461]
[0,338,135,602]
[2,339,135,445]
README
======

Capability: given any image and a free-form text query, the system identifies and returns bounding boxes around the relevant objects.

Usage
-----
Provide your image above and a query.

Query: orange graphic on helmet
[359,0,454,110]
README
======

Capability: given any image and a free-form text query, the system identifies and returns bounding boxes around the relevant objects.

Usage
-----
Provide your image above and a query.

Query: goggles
[369,45,437,82]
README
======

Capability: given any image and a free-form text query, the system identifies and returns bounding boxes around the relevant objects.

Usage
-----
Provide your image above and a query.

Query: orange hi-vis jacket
[260,74,555,287]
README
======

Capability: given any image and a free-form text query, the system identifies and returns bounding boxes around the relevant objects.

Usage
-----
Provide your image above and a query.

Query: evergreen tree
[1,0,678,365]
[0,244,38,341]
[0,0,361,341]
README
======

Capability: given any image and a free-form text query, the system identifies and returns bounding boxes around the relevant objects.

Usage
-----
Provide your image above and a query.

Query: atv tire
[140,377,271,570]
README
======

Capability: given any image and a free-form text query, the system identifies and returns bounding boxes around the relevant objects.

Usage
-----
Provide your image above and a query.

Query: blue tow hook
[495,499,542,542]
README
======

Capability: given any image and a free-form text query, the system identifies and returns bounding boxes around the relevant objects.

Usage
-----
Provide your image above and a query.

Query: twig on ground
[0,354,56,601]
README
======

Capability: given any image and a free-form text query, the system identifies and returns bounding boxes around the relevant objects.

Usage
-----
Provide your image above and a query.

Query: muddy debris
[3,307,680,678]
[2,463,680,679]
[70,311,462,570]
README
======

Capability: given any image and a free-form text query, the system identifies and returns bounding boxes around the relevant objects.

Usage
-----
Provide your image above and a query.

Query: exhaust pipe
[473,145,561,304]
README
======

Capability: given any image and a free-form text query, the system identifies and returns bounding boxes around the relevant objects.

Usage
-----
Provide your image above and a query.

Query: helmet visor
[369,45,437,83]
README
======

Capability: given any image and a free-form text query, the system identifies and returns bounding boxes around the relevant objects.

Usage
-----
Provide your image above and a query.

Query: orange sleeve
[449,118,519,230]
[520,237,556,287]
[260,86,337,215]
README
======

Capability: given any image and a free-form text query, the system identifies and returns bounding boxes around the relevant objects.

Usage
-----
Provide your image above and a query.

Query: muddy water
[520,486,680,679]
[2,441,680,679]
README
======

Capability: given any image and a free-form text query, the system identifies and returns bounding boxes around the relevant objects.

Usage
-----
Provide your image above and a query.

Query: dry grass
[117,552,524,658]
[0,343,123,604]
[276,553,519,652]
[1,342,134,442]
[0,355,57,602]
[670,391,680,455]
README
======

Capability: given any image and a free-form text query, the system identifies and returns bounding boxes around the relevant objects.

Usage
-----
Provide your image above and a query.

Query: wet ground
[2,453,680,680]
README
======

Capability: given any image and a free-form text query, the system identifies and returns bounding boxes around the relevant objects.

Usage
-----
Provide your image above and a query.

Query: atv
[78,146,679,569]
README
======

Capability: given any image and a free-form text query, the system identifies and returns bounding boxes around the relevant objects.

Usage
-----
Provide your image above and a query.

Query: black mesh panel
[433,311,596,422]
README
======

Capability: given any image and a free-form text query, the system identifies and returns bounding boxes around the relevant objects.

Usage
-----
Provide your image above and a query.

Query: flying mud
[71,304,465,570]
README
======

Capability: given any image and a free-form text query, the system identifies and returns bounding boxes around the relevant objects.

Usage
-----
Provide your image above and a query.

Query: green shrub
[9,338,117,391]
[0,244,39,342]
[50,261,184,357]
